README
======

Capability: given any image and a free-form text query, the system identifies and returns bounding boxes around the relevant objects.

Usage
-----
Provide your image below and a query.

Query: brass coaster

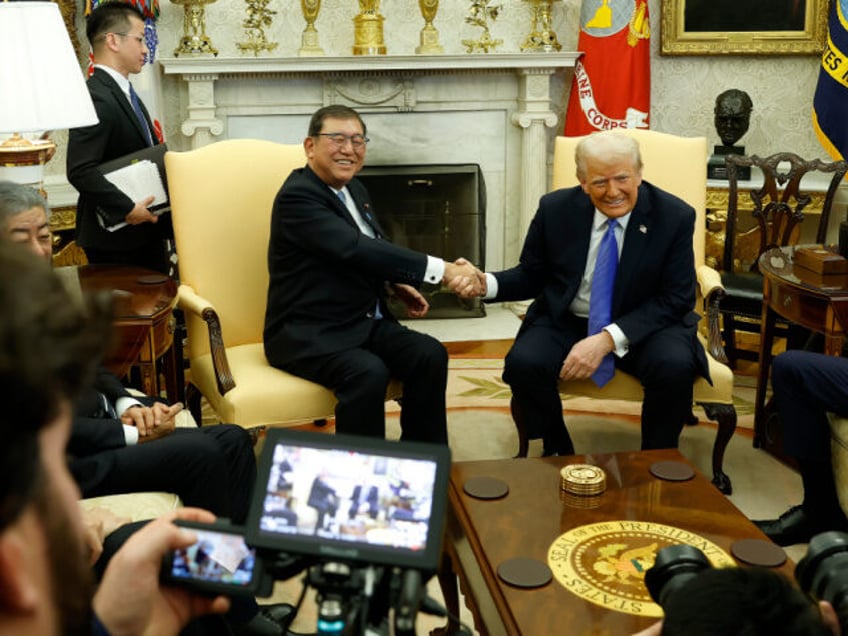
[560,464,606,496]
[548,520,735,617]
[731,539,787,567]
[649,460,695,482]
[137,274,169,285]
[463,476,509,500]
[497,558,553,588]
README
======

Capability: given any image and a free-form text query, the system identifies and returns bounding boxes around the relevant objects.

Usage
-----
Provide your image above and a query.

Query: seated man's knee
[348,358,391,399]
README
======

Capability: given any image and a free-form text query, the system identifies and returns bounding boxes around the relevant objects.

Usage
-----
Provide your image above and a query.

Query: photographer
[636,555,841,636]
[0,241,230,635]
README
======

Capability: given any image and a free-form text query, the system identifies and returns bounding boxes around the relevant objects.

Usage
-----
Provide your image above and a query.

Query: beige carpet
[385,356,759,429]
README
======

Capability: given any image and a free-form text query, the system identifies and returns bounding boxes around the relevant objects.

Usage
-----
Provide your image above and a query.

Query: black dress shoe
[754,505,823,547]
[234,603,296,636]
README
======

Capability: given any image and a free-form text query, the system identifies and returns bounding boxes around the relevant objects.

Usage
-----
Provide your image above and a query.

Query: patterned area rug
[385,356,759,430]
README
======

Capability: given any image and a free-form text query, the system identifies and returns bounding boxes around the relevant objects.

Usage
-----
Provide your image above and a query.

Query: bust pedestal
[708,145,750,181]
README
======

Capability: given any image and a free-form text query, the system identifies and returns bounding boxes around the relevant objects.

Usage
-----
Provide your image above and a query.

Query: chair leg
[699,402,737,495]
[185,382,203,426]
[509,396,530,458]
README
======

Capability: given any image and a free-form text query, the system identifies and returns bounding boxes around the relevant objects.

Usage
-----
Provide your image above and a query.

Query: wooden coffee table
[437,449,795,635]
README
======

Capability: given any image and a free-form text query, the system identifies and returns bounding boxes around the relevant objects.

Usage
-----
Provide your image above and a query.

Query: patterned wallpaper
[51,0,826,178]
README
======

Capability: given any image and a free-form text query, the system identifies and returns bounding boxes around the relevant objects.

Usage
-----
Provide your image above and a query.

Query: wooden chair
[512,130,739,494]
[166,139,399,429]
[719,152,848,364]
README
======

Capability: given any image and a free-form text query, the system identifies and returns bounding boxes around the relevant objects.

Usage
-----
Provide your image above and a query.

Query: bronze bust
[714,89,753,148]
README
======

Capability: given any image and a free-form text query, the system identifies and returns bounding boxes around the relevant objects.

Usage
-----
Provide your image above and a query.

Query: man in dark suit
[453,131,709,456]
[753,350,848,546]
[67,2,171,273]
[264,105,476,443]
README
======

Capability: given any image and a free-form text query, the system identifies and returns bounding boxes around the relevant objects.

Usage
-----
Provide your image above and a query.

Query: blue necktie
[129,84,153,146]
[588,219,619,387]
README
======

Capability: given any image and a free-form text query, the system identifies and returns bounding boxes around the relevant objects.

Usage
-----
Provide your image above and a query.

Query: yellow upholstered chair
[512,130,738,493]
[167,139,397,429]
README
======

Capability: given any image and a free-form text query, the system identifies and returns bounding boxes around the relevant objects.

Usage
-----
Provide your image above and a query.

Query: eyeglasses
[315,133,369,149]
[113,32,145,44]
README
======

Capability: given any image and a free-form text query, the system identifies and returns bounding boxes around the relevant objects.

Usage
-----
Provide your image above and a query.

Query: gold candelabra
[462,0,503,53]
[353,0,386,55]
[299,0,324,56]
[237,0,278,56]
[171,0,218,56]
[415,0,443,54]
[520,0,562,52]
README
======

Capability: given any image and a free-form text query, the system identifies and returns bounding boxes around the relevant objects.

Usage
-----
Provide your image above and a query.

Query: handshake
[442,258,487,299]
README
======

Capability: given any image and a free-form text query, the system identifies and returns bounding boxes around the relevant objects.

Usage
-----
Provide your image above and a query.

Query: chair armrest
[177,285,236,395]
[696,264,729,365]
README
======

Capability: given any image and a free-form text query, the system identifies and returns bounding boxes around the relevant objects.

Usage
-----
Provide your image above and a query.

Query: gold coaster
[560,464,607,496]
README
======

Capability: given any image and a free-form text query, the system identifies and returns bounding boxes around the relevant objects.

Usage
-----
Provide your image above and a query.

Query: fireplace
[358,164,486,318]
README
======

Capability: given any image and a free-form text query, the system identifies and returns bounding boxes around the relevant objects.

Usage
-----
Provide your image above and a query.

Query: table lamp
[0,1,98,193]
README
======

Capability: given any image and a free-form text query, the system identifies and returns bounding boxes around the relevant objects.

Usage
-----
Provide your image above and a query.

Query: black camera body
[159,429,454,635]
[796,531,848,631]
[644,544,713,608]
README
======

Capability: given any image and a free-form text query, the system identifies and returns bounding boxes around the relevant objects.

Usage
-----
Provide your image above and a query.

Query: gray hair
[575,132,643,181]
[0,181,50,228]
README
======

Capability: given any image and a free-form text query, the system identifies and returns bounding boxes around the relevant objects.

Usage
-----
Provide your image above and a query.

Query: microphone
[393,569,423,636]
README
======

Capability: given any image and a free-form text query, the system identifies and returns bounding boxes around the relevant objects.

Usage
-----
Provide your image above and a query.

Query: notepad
[99,159,168,232]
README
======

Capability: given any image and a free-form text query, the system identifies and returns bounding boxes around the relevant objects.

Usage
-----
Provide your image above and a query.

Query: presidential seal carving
[548,520,735,617]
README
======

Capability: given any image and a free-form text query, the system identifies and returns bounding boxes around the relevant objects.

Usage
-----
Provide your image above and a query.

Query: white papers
[100,159,168,232]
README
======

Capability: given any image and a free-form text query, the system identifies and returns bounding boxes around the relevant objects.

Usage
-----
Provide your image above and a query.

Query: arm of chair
[696,264,730,365]
[177,284,236,395]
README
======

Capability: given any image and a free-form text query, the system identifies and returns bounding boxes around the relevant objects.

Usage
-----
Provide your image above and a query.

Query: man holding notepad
[67,2,171,274]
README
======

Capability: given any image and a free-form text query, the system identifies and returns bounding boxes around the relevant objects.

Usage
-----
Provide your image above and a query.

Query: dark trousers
[284,319,448,444]
[73,425,256,524]
[772,350,848,520]
[503,316,701,454]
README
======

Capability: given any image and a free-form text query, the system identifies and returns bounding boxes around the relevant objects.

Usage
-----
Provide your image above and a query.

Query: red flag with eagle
[564,0,651,136]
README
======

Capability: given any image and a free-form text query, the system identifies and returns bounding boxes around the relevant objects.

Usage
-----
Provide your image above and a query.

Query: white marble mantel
[159,52,579,269]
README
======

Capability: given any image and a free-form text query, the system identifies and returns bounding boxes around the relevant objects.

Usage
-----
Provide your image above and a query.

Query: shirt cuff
[424,256,444,284]
[115,396,143,416]
[483,273,498,299]
[122,424,138,446]
[604,324,630,358]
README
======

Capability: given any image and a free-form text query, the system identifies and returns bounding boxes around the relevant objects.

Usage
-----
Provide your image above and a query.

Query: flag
[813,0,848,160]
[564,0,651,136]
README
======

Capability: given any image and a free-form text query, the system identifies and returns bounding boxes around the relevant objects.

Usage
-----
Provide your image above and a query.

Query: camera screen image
[246,430,451,570]
[167,527,257,588]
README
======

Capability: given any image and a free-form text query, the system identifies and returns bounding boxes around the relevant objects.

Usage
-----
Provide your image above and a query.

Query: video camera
[645,534,848,634]
[160,429,456,635]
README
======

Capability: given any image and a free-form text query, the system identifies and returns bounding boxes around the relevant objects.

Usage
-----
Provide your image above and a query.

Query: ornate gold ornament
[171,0,219,57]
[462,0,503,54]
[237,0,278,56]
[415,0,443,54]
[299,0,324,56]
[353,0,387,55]
[520,0,562,52]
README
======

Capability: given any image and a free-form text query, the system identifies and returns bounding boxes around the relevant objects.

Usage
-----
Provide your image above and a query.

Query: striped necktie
[588,218,619,388]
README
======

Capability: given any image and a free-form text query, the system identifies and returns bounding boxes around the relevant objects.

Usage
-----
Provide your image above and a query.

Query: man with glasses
[264,105,477,444]
[67,2,172,273]
[452,131,709,456]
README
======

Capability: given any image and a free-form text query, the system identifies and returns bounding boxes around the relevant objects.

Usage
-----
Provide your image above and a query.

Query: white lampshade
[0,2,98,134]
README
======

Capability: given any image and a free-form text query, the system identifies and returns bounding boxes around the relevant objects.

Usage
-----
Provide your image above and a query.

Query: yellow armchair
[512,130,738,493]
[166,139,347,428]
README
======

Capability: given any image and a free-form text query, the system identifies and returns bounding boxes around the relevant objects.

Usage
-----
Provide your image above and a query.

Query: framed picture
[661,0,829,55]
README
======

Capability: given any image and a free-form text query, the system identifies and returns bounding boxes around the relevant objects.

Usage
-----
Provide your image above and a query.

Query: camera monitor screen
[246,429,452,571]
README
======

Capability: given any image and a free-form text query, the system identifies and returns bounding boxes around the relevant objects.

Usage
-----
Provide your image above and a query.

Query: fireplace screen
[357,164,486,319]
